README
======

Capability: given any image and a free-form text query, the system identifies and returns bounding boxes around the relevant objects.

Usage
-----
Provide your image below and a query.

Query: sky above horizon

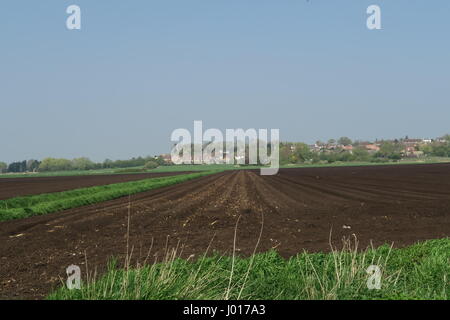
[1,1,449,163]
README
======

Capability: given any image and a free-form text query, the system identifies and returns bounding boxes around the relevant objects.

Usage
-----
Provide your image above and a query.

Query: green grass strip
[0,171,218,221]
[48,238,450,300]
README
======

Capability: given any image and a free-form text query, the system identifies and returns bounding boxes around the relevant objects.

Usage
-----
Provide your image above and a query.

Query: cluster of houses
[160,141,260,165]
[308,137,447,158]
[308,142,380,154]
[158,150,238,164]
[309,142,381,153]
[158,153,172,163]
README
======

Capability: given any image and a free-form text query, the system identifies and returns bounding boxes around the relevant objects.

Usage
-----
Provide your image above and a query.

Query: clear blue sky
[1,1,449,163]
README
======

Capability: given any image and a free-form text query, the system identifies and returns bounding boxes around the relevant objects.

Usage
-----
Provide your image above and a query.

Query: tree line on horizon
[0,156,170,174]
[1,135,449,174]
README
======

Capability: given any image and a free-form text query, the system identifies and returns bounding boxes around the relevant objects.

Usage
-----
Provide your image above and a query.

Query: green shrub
[144,160,159,170]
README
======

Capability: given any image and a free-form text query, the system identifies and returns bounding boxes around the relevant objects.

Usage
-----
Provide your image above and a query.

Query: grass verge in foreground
[0,171,218,221]
[49,238,449,300]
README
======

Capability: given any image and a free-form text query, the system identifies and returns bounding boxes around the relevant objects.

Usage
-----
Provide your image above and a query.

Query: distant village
[278,135,450,165]
[306,136,448,158]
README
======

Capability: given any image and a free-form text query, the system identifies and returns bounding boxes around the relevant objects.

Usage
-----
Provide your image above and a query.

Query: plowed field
[0,172,190,200]
[1,164,449,299]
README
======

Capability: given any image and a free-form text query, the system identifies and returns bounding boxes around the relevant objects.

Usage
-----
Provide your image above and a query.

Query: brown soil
[0,172,190,200]
[0,163,449,299]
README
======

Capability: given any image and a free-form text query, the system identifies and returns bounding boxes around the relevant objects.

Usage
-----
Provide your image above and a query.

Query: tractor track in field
[1,163,450,299]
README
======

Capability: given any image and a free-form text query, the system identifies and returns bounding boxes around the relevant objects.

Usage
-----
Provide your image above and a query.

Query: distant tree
[419,144,434,155]
[315,140,325,146]
[26,159,40,172]
[293,143,312,162]
[144,160,159,170]
[102,159,113,168]
[432,144,450,157]
[378,141,403,158]
[338,137,352,146]
[279,143,294,165]
[71,157,95,170]
[0,162,7,173]
[352,147,371,161]
[7,161,27,173]
[38,158,52,171]
[324,153,337,163]
[311,153,320,164]
[38,158,72,172]
[390,153,402,161]
[108,156,149,168]
[338,152,354,162]
[328,139,336,145]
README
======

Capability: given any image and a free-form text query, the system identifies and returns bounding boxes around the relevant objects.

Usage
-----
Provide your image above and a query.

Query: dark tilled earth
[0,171,190,200]
[0,164,449,299]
